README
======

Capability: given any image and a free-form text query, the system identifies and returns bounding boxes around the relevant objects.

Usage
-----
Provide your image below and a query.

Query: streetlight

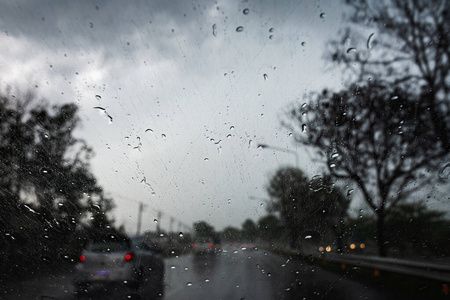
[258,143,299,168]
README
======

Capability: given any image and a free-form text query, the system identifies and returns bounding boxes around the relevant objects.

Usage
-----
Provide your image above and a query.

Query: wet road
[2,245,415,299]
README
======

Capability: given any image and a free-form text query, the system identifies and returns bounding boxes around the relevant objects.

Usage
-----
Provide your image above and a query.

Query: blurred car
[74,235,164,297]
[191,236,219,255]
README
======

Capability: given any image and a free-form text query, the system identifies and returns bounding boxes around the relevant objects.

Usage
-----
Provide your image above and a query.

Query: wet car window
[0,0,449,299]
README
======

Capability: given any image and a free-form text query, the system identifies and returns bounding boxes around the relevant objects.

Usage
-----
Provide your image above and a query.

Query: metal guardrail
[320,253,450,282]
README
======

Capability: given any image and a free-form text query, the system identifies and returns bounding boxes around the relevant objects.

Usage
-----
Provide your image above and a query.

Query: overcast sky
[4,0,444,235]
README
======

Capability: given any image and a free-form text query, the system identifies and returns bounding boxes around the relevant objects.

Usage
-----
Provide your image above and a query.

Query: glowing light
[326,246,331,252]
[350,244,356,250]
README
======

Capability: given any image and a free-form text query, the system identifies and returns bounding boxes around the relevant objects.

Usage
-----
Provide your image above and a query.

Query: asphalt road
[2,245,420,300]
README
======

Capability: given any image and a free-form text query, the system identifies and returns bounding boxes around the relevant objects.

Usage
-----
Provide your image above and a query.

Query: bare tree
[284,82,444,256]
[330,0,449,151]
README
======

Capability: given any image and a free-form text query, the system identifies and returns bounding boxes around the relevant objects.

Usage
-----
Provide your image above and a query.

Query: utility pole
[136,202,146,236]
[156,210,163,235]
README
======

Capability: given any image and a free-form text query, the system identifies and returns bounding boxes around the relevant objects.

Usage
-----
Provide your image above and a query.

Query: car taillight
[191,243,196,248]
[208,243,213,248]
[79,255,85,263]
[124,252,135,262]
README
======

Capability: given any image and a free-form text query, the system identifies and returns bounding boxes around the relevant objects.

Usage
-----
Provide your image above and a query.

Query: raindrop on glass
[320,12,326,18]
[302,124,307,132]
[212,24,217,37]
[95,95,101,100]
[227,134,232,138]
[263,74,268,81]
[236,26,244,32]
[243,8,249,15]
[187,282,193,286]
[269,28,274,32]
[161,134,166,139]
[204,158,209,161]
[179,232,184,237]
[154,219,158,223]
[301,42,306,46]
[439,163,450,180]
[347,48,356,53]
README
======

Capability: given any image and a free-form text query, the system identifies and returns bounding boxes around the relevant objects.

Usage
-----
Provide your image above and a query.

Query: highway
[2,245,424,299]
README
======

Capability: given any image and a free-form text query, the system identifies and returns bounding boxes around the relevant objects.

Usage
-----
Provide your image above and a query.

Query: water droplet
[95,95,101,100]
[227,134,232,138]
[23,205,37,214]
[179,232,184,237]
[263,74,268,81]
[89,22,94,28]
[145,128,153,133]
[171,265,176,269]
[205,278,210,282]
[367,33,375,49]
[301,42,306,46]
[269,35,274,39]
[227,199,231,204]
[391,96,399,100]
[320,12,326,18]
[331,152,339,158]
[269,28,274,32]
[439,163,450,180]
[243,8,249,15]
[302,124,307,132]
[288,133,293,137]
[187,282,193,286]
[41,168,49,174]
[212,24,217,37]
[154,219,158,223]
[230,126,235,130]
[44,133,49,139]
[267,273,271,276]
[204,158,209,161]
[161,134,166,139]
[236,26,244,32]
[347,47,356,53]
[347,189,354,196]
[305,235,312,239]
[58,203,63,207]
[330,163,336,168]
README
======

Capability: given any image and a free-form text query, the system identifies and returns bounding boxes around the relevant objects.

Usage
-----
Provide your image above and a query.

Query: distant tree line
[0,90,120,280]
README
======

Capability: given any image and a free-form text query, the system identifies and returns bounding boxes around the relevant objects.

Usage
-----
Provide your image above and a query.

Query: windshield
[0,0,449,299]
